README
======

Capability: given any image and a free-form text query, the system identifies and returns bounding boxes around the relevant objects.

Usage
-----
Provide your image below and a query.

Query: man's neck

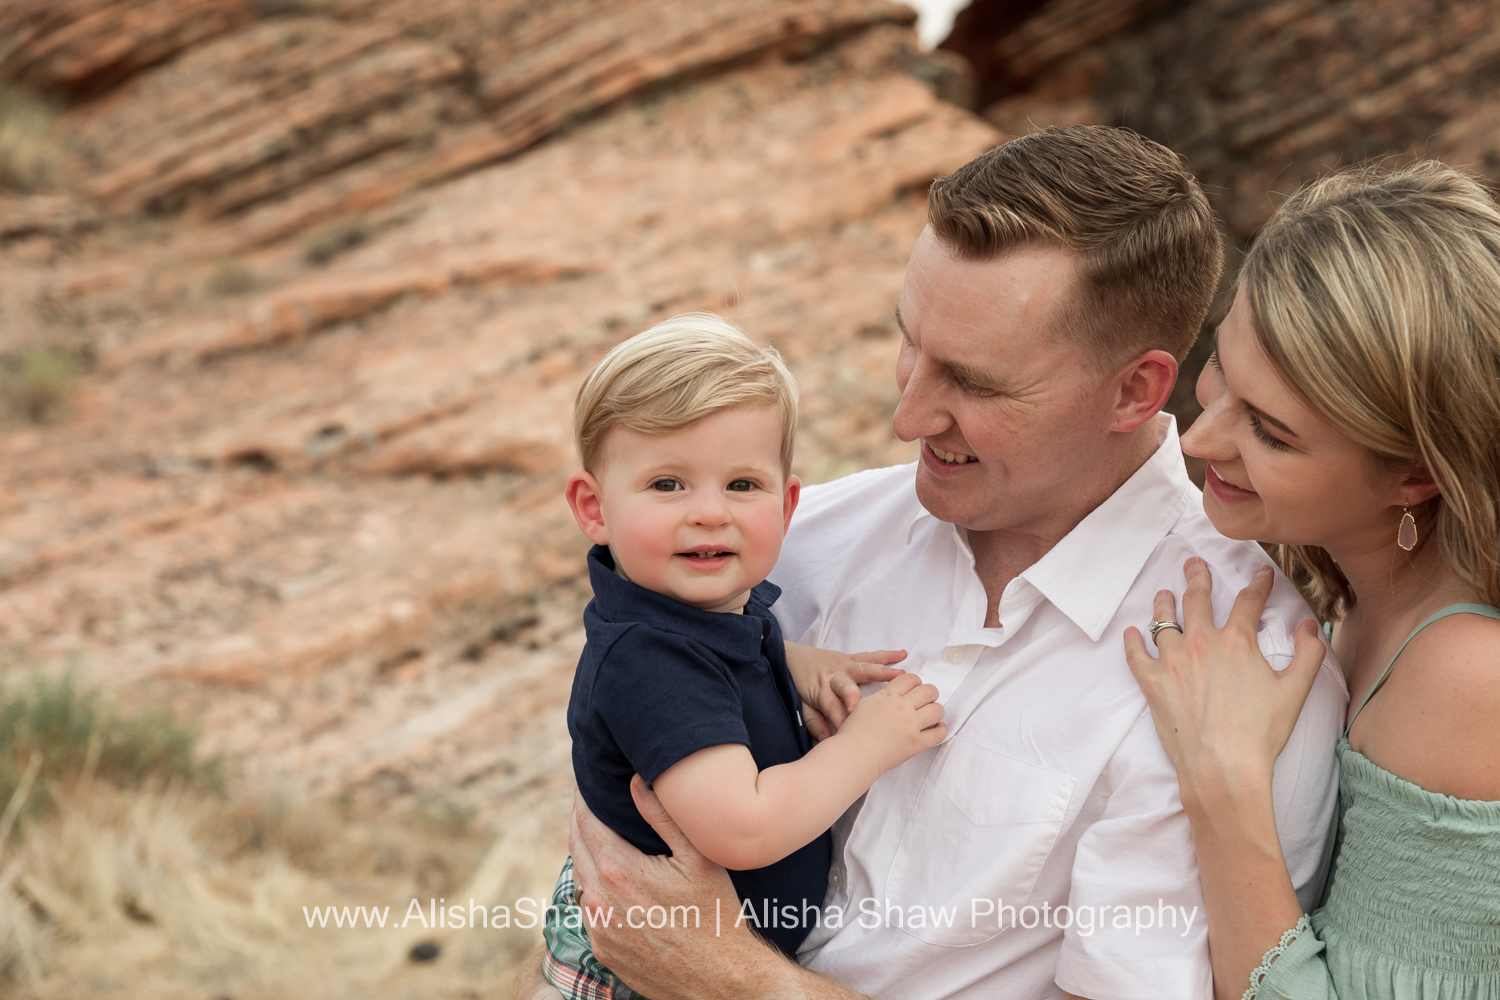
[966,424,1160,628]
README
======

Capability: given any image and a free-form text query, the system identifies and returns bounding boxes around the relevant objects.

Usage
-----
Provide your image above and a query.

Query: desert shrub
[0,672,221,829]
[0,347,80,425]
[0,86,62,192]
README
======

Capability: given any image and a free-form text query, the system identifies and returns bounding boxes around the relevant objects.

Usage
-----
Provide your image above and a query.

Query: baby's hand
[838,673,946,776]
[784,641,908,741]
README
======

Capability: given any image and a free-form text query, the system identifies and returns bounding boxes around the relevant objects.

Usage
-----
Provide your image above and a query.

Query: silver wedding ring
[1149,620,1184,639]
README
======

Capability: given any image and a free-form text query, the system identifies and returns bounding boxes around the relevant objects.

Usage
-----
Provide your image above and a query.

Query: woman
[1125,161,1500,1000]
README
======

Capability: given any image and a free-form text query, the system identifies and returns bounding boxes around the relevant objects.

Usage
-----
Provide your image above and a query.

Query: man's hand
[569,778,867,1000]
[784,642,908,741]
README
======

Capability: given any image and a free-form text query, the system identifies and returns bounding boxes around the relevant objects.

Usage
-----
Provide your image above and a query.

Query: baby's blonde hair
[574,313,798,474]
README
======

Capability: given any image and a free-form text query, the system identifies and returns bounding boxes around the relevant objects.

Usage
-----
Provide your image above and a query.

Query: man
[517,126,1345,1000]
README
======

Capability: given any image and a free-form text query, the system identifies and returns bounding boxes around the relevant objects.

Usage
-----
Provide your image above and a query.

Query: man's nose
[891,360,950,443]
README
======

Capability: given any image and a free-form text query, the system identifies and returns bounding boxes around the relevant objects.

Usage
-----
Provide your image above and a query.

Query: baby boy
[543,313,946,998]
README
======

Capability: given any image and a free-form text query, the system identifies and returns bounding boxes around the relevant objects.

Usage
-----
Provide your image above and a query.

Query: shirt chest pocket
[885,736,1075,947]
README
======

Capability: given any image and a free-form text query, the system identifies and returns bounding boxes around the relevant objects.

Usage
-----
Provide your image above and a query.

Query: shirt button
[828,868,842,887]
[945,646,965,664]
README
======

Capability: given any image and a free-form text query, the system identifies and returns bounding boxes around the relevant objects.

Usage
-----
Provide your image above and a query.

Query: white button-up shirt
[769,415,1346,1000]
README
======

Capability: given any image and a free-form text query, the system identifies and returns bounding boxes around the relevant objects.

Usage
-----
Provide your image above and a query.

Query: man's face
[892,228,1120,535]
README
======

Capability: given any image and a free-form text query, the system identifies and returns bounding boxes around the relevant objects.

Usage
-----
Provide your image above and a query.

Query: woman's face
[1182,285,1409,557]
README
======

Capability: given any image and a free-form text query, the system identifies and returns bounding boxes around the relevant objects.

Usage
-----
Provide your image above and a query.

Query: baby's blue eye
[651,479,683,492]
[728,479,756,492]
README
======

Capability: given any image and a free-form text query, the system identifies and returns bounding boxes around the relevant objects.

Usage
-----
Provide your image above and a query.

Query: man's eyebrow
[892,305,1009,390]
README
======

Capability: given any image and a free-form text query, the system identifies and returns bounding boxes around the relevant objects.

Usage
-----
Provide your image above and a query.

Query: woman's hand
[1123,558,1326,807]
[784,642,907,741]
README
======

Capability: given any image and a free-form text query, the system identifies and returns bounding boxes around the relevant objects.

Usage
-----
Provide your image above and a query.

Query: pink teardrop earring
[1397,506,1418,551]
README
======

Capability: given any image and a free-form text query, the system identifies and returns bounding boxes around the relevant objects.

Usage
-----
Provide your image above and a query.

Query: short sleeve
[1054,710,1213,1000]
[1264,648,1344,911]
[590,627,750,787]
[1258,924,1340,1000]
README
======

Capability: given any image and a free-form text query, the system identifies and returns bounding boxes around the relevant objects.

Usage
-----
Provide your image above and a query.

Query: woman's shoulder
[1359,609,1500,801]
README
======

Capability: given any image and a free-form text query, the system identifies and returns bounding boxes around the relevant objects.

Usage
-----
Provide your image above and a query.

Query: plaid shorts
[542,856,645,1000]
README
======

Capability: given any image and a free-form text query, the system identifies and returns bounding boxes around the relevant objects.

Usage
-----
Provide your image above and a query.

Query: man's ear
[1397,463,1443,508]
[566,470,611,546]
[1109,348,1178,433]
[782,474,801,534]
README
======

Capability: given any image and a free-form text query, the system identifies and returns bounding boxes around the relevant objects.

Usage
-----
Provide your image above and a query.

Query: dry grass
[0,677,563,999]
[0,349,81,427]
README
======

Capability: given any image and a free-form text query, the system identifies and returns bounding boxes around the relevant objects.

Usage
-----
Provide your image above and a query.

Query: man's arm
[569,778,867,1000]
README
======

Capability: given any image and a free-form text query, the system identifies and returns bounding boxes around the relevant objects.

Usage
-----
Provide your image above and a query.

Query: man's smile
[924,440,978,465]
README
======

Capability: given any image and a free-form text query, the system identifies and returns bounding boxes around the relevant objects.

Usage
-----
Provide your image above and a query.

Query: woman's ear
[566,470,610,545]
[1397,462,1443,508]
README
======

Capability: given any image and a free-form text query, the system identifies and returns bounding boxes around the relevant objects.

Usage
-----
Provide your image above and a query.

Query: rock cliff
[0,0,995,832]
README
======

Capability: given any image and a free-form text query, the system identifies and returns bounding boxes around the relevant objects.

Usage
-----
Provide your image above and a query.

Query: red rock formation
[946,0,1500,239]
[0,0,996,827]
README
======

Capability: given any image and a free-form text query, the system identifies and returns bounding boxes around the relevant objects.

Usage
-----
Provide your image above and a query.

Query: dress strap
[1346,602,1500,736]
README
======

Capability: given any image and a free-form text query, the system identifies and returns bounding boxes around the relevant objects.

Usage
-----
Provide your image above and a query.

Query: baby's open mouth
[680,550,734,559]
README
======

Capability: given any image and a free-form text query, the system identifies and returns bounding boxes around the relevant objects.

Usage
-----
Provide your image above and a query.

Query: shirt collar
[1021,413,1192,640]
[585,545,779,662]
[904,413,1194,641]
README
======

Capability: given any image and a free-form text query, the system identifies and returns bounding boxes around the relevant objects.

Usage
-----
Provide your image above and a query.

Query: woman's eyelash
[1248,412,1291,451]
[1208,350,1223,373]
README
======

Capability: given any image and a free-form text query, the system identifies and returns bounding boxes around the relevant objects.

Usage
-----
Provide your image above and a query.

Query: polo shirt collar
[585,545,777,662]
[904,413,1193,642]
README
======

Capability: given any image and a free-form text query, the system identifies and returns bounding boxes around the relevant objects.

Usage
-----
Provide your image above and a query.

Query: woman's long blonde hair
[1242,161,1500,621]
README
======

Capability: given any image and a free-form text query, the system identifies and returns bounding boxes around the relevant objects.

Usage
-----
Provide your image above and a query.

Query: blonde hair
[1243,161,1500,620]
[574,313,798,474]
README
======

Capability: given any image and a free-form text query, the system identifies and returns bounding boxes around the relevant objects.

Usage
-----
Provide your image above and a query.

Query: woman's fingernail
[1256,565,1273,579]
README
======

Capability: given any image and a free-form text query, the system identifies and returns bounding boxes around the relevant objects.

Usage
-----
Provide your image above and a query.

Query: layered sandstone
[0,0,995,837]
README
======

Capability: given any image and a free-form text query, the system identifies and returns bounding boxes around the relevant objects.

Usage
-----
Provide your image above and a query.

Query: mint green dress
[1258,604,1500,1000]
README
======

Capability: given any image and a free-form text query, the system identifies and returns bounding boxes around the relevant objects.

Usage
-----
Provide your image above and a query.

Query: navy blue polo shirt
[569,545,832,957]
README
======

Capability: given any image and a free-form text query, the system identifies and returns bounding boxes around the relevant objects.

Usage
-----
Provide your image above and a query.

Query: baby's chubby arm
[784,641,910,741]
[651,673,945,871]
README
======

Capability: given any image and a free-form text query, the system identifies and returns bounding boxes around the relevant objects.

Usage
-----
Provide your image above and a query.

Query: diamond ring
[1148,620,1184,638]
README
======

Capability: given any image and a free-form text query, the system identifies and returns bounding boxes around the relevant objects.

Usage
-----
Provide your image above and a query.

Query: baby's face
[583,405,798,613]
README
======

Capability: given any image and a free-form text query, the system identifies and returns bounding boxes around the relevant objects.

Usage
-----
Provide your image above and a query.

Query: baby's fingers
[918,721,947,749]
[900,681,940,708]
[883,672,922,696]
[850,649,908,666]
[914,701,945,730]
[816,687,850,732]
[803,702,832,742]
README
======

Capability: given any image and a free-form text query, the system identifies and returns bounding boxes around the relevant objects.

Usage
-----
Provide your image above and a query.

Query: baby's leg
[542,855,645,1000]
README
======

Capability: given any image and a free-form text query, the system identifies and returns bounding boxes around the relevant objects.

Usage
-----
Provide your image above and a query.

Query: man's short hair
[574,312,799,474]
[927,125,1224,366]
